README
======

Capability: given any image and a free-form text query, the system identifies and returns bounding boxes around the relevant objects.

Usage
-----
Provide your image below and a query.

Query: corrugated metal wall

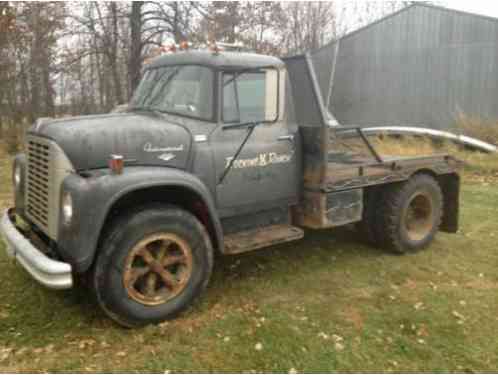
[312,4,498,129]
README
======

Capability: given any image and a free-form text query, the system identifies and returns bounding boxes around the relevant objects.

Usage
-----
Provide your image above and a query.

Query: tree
[281,2,337,55]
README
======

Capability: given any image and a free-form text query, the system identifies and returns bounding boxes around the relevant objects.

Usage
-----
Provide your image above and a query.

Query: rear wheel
[378,174,443,254]
[91,205,213,327]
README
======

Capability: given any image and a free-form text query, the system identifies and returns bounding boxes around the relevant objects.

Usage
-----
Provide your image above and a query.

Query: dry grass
[454,113,498,146]
[0,142,13,209]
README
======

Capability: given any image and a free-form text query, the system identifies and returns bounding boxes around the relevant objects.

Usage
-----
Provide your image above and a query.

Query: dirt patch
[464,279,498,291]
[343,306,364,331]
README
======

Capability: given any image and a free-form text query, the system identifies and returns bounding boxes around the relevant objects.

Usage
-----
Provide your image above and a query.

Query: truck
[0,47,460,327]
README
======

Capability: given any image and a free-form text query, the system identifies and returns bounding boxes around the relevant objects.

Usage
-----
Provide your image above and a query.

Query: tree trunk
[111,3,123,104]
[129,1,143,97]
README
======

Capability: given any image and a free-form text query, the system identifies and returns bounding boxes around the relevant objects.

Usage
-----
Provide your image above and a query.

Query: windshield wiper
[218,121,262,184]
[222,121,260,130]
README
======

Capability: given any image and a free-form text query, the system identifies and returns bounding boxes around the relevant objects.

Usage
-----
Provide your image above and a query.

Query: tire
[356,187,383,246]
[91,204,214,327]
[377,174,443,254]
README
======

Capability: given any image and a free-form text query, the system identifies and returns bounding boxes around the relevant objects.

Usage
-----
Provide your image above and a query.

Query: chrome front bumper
[0,209,73,289]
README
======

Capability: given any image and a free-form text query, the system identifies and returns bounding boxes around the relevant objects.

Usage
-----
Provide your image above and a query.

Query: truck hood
[28,112,192,171]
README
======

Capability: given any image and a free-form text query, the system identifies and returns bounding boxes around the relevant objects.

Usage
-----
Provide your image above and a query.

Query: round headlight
[13,163,22,188]
[62,192,73,224]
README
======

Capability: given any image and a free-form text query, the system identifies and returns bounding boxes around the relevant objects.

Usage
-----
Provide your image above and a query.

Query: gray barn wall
[311,4,498,129]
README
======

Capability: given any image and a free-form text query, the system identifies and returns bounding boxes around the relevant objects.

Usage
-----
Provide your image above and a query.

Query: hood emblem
[158,153,176,162]
[143,142,184,153]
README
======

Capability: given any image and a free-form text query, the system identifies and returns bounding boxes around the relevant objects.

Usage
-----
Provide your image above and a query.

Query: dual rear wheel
[357,174,443,253]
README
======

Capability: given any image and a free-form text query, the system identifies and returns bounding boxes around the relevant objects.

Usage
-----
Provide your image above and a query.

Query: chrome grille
[26,139,51,232]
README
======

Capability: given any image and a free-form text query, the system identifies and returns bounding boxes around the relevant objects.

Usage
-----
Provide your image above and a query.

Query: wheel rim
[403,192,434,242]
[123,233,193,306]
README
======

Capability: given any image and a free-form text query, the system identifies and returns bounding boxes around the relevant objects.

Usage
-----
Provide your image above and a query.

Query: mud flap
[438,173,460,233]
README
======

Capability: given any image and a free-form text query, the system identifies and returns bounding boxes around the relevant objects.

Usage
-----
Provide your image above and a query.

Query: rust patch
[123,233,193,306]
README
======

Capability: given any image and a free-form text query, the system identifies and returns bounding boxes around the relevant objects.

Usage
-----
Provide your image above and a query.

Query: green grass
[1,144,498,372]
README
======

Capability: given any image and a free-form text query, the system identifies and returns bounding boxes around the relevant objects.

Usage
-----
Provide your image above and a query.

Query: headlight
[13,163,22,189]
[62,192,73,225]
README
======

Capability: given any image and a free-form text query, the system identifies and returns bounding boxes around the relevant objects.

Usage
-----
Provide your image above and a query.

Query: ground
[0,140,497,373]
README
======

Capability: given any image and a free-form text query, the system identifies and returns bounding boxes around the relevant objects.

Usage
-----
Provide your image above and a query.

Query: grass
[1,140,498,372]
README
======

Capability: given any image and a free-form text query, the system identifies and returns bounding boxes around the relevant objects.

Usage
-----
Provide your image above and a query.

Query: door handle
[277,134,294,142]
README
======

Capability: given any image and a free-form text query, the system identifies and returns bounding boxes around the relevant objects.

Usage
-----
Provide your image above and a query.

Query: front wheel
[91,205,214,327]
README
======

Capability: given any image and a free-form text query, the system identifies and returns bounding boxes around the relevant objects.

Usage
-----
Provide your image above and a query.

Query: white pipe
[359,126,497,153]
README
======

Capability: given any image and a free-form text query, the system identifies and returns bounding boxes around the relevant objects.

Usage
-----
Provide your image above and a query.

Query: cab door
[211,68,298,215]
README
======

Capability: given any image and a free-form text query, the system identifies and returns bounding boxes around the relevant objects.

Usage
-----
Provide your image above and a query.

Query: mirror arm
[218,124,257,185]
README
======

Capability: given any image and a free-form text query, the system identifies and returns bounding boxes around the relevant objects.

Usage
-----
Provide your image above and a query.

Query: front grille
[24,135,74,240]
[26,139,51,232]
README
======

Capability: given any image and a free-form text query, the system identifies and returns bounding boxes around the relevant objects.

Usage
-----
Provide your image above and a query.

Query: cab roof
[145,50,285,71]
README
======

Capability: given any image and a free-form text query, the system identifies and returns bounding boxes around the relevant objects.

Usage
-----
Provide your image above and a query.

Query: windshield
[130,65,214,121]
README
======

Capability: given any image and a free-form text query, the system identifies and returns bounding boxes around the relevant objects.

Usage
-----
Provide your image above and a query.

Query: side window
[237,73,265,122]
[222,69,278,123]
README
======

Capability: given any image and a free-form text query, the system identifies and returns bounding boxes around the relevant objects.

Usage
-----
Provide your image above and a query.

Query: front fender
[57,167,222,273]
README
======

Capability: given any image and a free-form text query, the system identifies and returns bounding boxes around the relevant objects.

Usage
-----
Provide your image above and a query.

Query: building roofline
[311,2,498,55]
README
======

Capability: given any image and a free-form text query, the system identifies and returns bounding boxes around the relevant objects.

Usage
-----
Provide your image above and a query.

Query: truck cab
[1,49,460,327]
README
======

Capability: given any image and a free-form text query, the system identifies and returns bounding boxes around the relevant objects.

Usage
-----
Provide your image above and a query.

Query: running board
[224,224,304,255]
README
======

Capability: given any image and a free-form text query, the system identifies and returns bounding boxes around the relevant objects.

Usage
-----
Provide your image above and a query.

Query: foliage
[0,1,411,135]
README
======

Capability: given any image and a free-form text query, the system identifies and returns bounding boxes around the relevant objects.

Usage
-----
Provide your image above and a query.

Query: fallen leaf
[334,342,345,351]
[414,302,424,310]
[332,334,344,342]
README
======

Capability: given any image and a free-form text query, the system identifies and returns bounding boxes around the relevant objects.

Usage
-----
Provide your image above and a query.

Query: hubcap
[123,233,193,306]
[403,192,434,242]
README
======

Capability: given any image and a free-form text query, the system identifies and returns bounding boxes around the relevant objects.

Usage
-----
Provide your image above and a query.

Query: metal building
[310,4,498,129]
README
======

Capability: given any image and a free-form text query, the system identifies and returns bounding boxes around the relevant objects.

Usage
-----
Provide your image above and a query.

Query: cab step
[224,224,304,255]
